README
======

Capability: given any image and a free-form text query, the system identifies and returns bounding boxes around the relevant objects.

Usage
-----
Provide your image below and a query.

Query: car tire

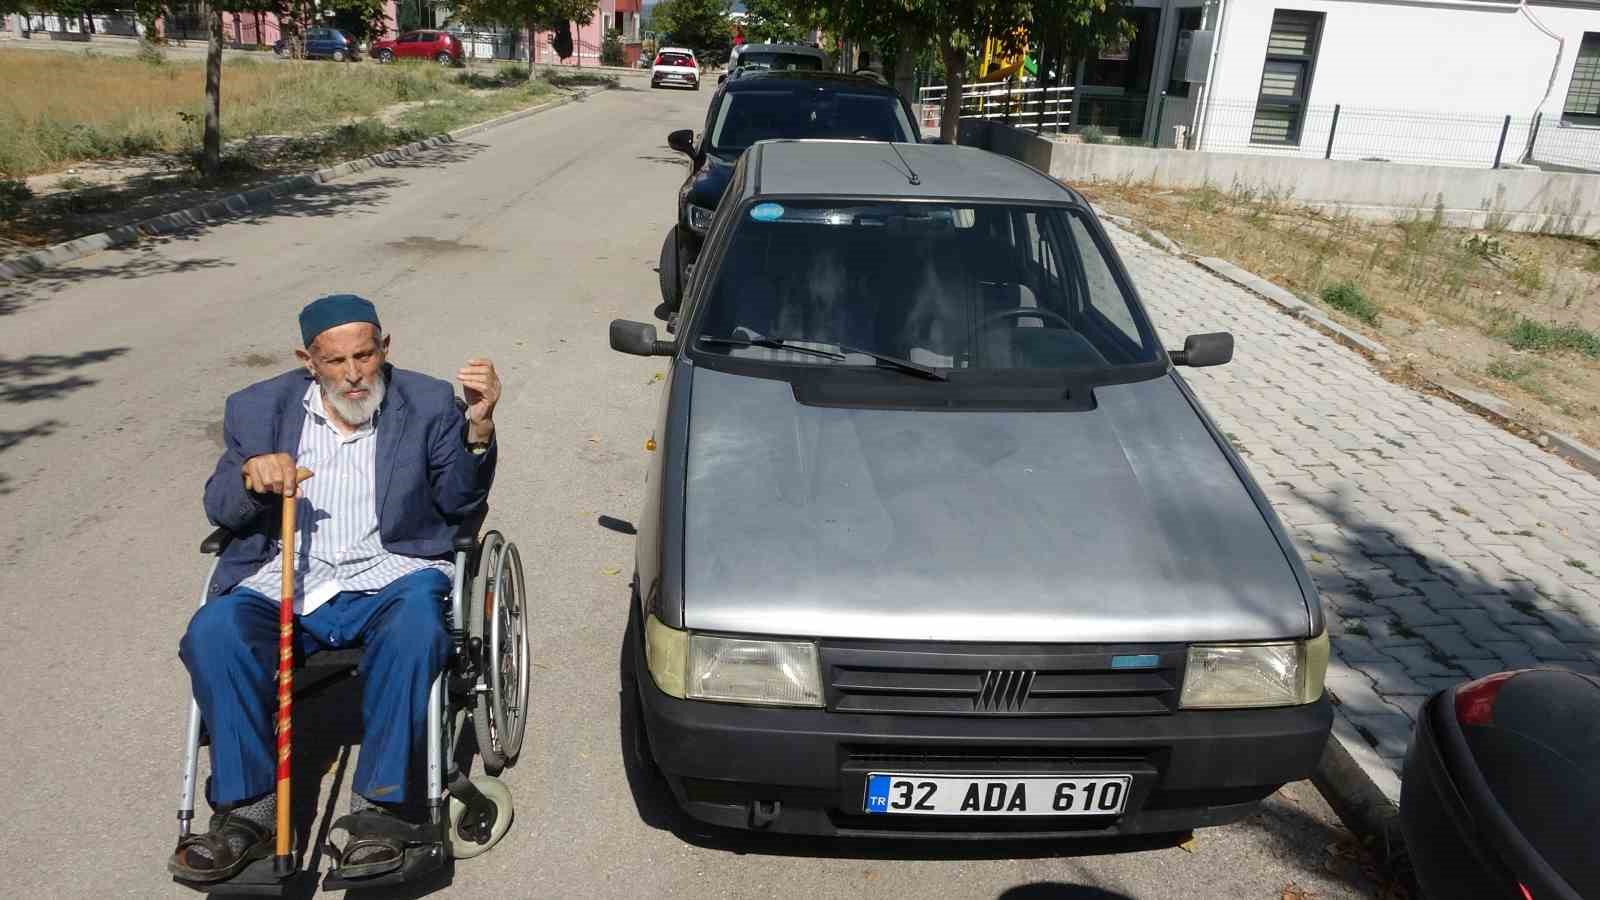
[332,49,347,62]
[436,52,453,65]
[658,229,680,310]
[376,49,393,63]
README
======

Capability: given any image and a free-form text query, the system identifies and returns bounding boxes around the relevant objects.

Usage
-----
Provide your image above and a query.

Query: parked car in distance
[273,27,360,61]
[612,139,1332,840]
[651,47,701,90]
[722,42,830,83]
[371,29,464,65]
[660,71,921,310]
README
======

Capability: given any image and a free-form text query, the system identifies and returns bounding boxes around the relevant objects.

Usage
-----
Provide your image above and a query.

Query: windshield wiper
[699,335,947,381]
[699,335,845,360]
[836,345,947,381]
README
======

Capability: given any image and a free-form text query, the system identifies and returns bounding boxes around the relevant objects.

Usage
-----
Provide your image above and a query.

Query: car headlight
[644,614,823,707]
[1180,631,1328,709]
[685,203,714,234]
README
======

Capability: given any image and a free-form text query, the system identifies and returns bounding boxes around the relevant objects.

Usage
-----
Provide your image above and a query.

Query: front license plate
[864,773,1132,816]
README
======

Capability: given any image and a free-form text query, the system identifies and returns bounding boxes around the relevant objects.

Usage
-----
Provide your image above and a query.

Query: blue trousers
[180,568,451,808]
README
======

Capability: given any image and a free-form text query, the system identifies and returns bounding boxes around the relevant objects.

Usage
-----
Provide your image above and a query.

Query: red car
[371,30,464,65]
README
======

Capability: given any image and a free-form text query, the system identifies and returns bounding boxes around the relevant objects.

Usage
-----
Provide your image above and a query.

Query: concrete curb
[1313,713,1406,858]
[1192,256,1393,362]
[0,84,609,282]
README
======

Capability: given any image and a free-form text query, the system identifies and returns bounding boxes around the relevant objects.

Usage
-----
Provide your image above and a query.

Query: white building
[1079,0,1600,170]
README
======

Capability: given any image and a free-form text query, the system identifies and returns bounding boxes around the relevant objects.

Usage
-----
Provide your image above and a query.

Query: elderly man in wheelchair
[169,295,529,893]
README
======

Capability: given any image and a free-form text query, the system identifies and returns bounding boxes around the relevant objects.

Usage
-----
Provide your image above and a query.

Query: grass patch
[1568,559,1591,571]
[1486,356,1538,382]
[0,54,563,177]
[1504,318,1600,358]
[1320,280,1382,324]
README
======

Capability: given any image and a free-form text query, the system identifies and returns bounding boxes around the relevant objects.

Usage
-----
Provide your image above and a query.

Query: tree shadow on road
[0,346,129,404]
[1,173,416,315]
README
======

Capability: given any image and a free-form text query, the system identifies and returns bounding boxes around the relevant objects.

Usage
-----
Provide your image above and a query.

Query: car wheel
[376,49,393,63]
[332,48,347,62]
[436,52,453,65]
[658,229,680,310]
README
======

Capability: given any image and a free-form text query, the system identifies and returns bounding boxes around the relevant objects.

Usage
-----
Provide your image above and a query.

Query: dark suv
[659,71,921,310]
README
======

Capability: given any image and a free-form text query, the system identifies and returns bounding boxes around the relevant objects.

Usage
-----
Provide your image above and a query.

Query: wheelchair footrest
[172,856,309,896]
[320,842,449,892]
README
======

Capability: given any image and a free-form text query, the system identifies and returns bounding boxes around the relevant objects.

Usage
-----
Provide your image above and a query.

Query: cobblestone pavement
[1108,223,1600,800]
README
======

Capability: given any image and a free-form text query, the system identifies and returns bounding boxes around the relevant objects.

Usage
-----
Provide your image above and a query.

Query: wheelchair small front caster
[448,775,512,859]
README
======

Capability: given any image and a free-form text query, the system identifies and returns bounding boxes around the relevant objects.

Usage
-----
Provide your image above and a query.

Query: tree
[450,0,594,76]
[651,0,732,66]
[740,0,808,44]
[600,27,624,66]
[1028,0,1133,90]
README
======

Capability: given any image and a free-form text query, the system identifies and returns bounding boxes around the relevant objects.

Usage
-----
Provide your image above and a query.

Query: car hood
[681,367,1312,644]
[685,154,735,211]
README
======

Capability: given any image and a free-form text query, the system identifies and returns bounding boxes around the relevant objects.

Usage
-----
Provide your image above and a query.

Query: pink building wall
[533,0,614,66]
[218,1,400,49]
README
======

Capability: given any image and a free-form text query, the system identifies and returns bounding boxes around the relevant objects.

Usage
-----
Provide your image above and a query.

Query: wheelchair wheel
[447,775,512,859]
[470,532,530,773]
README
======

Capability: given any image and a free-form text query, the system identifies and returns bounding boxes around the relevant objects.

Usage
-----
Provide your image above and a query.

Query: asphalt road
[0,84,1382,899]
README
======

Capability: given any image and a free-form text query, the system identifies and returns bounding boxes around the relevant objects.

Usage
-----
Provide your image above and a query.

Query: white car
[651,47,700,90]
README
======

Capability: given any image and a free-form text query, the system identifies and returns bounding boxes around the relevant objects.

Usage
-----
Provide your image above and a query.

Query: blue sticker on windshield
[750,203,785,222]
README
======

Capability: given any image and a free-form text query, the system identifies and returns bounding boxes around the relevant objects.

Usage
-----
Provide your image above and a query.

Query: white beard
[321,372,387,426]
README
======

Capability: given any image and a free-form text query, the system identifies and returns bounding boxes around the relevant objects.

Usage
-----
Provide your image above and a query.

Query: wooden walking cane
[274,468,313,878]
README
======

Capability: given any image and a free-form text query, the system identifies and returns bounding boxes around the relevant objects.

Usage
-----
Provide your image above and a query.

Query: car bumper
[653,74,698,87]
[632,623,1332,838]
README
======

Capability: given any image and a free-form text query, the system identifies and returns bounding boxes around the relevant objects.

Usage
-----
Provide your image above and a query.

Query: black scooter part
[172,856,310,896]
[320,842,450,892]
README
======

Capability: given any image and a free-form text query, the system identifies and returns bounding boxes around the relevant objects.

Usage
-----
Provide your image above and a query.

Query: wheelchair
[174,507,529,894]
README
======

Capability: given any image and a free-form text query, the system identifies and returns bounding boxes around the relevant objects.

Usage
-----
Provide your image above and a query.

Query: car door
[307,28,331,57]
[392,32,418,59]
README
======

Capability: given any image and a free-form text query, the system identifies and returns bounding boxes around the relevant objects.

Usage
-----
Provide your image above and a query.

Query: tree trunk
[525,18,536,79]
[203,10,224,178]
[893,19,918,112]
[939,40,965,145]
[253,11,263,50]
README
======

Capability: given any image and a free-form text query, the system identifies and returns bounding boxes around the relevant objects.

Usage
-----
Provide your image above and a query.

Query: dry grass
[1084,179,1600,446]
[0,51,565,178]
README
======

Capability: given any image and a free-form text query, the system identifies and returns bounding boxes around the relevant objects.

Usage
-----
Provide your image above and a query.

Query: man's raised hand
[242,453,313,497]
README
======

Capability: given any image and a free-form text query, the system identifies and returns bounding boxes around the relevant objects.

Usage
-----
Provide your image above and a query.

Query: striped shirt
[238,382,451,616]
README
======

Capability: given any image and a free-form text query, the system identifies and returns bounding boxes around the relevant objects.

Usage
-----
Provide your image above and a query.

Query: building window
[1565,33,1600,125]
[1250,10,1323,145]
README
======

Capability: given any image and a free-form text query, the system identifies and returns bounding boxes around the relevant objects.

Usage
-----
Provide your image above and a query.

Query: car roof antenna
[888,142,921,186]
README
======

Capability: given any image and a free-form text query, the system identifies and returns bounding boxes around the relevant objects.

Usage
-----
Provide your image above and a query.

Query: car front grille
[822,642,1183,717]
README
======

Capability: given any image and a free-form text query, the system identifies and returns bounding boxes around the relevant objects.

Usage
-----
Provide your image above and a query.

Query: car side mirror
[667,129,695,157]
[1170,332,1233,367]
[611,320,675,357]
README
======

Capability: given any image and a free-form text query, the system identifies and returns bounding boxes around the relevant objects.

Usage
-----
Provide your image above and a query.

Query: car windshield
[708,91,913,155]
[736,51,824,72]
[692,201,1162,376]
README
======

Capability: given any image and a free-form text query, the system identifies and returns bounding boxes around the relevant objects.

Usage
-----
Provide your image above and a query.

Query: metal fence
[918,81,1075,135]
[1194,97,1600,172]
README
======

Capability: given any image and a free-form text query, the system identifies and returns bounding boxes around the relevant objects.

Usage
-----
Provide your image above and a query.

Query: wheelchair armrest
[453,504,490,552]
[201,526,235,555]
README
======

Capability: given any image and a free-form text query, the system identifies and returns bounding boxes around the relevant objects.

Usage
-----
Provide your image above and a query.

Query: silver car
[610,139,1331,838]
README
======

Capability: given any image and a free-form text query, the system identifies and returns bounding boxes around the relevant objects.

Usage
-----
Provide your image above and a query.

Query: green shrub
[1079,125,1105,145]
[1505,318,1600,357]
[1320,280,1382,324]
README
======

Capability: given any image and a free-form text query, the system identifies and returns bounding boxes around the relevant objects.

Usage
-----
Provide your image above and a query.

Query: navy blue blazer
[203,365,498,597]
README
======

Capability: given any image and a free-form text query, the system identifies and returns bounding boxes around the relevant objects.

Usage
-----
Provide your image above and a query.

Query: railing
[1194,97,1600,172]
[918,81,1075,134]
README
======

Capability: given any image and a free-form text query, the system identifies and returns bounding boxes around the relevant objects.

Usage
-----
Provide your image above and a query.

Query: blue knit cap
[299,294,381,347]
